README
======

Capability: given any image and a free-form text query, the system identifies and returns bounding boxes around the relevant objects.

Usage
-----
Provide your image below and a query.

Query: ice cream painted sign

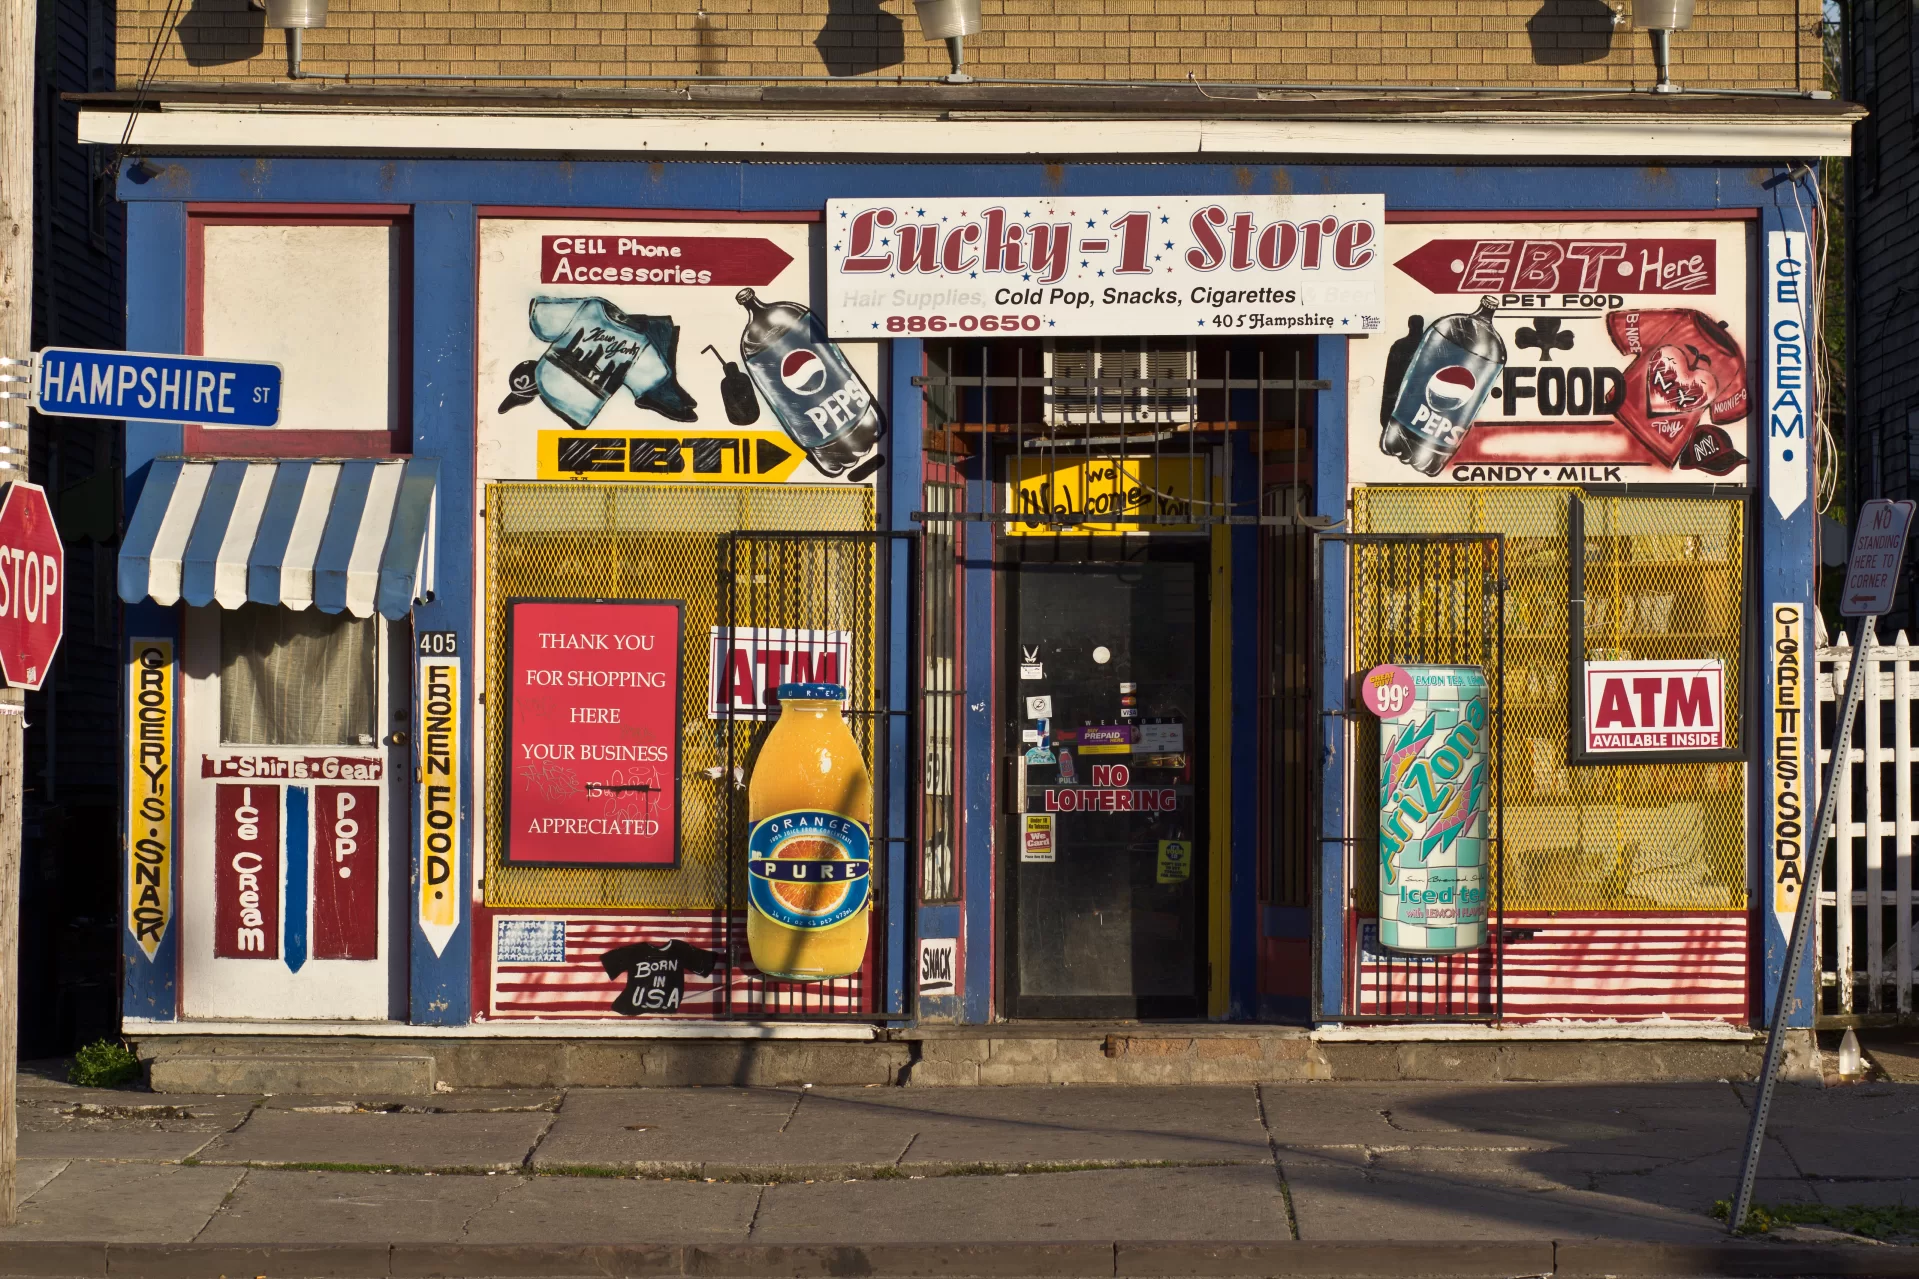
[1349,220,1750,487]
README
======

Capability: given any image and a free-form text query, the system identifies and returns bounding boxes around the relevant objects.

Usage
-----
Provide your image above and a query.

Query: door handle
[1006,754,1028,815]
[387,730,410,746]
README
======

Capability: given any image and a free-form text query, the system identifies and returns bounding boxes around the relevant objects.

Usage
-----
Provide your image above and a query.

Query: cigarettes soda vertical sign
[127,638,175,960]
[1770,604,1808,938]
[417,633,461,958]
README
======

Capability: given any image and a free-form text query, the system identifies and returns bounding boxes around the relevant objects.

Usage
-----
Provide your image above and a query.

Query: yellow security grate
[483,482,875,910]
[1354,486,1746,914]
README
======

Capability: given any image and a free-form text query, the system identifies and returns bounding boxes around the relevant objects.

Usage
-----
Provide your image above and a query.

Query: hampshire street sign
[34,347,282,427]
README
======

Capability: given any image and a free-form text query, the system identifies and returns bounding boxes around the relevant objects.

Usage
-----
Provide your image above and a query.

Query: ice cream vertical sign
[1364,664,1491,954]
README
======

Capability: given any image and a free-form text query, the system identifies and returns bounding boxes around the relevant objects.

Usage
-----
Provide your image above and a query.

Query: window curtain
[220,604,376,746]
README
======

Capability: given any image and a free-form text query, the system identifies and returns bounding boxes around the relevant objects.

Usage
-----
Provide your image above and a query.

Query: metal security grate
[483,482,873,911]
[1355,487,1748,916]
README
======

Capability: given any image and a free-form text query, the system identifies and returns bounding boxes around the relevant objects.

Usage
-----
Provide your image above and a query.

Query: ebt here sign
[505,600,684,867]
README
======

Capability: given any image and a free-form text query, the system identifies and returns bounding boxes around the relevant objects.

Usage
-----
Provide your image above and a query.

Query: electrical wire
[105,0,189,183]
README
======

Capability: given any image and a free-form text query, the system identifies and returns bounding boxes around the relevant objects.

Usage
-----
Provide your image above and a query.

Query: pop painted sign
[1372,664,1489,955]
[127,638,175,961]
[1770,603,1809,940]
[478,218,884,486]
[417,639,461,958]
[1349,220,1750,488]
[505,600,682,867]
[1581,659,1725,753]
[825,196,1384,338]
[706,627,852,721]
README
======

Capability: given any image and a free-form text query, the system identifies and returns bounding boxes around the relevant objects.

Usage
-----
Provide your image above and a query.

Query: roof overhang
[74,86,1861,160]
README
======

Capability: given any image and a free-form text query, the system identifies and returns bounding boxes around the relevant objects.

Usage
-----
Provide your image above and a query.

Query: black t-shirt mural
[600,940,720,1015]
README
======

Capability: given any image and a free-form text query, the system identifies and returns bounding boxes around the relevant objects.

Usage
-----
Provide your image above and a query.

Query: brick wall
[119,0,1821,89]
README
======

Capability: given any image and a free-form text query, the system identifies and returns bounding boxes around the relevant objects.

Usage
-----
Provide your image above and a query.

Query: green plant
[1713,1199,1919,1241]
[67,1039,140,1089]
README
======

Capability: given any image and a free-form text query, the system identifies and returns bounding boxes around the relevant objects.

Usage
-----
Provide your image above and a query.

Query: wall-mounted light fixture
[259,0,329,78]
[1632,0,1694,92]
[913,0,981,83]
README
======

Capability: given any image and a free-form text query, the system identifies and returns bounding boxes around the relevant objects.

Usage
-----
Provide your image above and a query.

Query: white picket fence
[1814,615,1919,1020]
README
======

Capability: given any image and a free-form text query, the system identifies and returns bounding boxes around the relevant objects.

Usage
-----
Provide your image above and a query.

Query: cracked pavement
[3,1064,1916,1246]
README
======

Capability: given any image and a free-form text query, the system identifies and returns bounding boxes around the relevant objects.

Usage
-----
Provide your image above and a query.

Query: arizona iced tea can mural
[1364,663,1490,954]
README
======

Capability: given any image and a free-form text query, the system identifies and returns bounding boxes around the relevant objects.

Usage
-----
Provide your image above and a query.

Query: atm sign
[1582,659,1725,754]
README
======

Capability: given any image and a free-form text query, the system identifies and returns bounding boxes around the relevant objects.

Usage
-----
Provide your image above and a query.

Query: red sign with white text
[1582,659,1725,753]
[214,783,280,959]
[506,600,683,867]
[313,784,379,960]
[541,235,794,288]
[0,482,63,690]
[1394,239,1717,296]
[706,626,852,721]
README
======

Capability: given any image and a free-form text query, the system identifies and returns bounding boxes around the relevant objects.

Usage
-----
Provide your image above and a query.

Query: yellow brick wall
[119,0,1823,90]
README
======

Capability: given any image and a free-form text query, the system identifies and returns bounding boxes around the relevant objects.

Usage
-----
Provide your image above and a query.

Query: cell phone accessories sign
[1349,220,1750,487]
[504,600,682,867]
[825,196,1384,338]
[1581,659,1725,754]
[476,218,885,486]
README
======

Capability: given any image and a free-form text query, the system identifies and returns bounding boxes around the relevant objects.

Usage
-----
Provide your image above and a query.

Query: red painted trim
[475,207,822,222]
[186,210,414,457]
[1387,209,1759,223]
[189,203,412,217]
[182,428,405,458]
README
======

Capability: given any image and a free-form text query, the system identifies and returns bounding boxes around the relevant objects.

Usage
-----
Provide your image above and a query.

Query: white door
[180,604,410,1020]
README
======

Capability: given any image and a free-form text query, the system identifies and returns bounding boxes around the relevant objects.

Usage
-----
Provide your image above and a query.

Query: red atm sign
[1583,659,1726,754]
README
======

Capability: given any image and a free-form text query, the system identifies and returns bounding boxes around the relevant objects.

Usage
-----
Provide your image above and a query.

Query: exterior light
[263,0,328,78]
[1632,0,1695,93]
[913,0,981,83]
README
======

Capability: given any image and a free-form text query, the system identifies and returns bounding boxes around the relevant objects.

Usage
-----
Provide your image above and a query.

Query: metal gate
[716,530,919,1018]
[1317,531,1506,1022]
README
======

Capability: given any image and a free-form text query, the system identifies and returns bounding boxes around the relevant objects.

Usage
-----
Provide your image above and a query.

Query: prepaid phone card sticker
[1347,219,1751,488]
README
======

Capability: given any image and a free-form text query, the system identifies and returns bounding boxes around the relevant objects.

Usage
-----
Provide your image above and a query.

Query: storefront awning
[120,458,438,620]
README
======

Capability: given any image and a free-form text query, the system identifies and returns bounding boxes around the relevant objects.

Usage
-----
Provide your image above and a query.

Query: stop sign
[0,482,63,690]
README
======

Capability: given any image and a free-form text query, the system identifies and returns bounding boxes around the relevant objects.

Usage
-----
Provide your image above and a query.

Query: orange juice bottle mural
[746,682,872,980]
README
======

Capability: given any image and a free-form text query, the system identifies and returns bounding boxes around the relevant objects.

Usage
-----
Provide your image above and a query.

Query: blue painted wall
[119,154,1819,1029]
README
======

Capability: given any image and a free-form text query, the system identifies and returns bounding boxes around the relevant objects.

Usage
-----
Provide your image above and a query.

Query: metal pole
[0,0,33,1219]
[1729,614,1876,1232]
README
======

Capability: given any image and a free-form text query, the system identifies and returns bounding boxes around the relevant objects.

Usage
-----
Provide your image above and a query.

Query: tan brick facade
[120,0,1823,91]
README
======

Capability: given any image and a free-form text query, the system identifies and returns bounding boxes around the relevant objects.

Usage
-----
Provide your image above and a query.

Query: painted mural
[476,219,886,485]
[1348,220,1751,488]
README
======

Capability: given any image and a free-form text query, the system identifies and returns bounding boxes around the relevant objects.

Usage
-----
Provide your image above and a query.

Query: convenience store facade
[92,89,1852,1039]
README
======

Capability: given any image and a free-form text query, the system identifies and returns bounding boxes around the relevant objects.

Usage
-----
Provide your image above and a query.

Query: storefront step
[147,1052,438,1095]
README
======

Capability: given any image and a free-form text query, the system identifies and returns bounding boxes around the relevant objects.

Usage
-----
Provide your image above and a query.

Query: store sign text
[1581,660,1725,753]
[1771,604,1808,934]
[127,639,174,960]
[1043,765,1177,813]
[202,754,383,781]
[418,653,461,957]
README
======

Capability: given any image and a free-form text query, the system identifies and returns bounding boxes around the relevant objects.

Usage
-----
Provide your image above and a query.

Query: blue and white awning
[120,458,438,620]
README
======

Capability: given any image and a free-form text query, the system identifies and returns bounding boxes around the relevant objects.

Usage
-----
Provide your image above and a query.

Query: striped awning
[120,458,438,620]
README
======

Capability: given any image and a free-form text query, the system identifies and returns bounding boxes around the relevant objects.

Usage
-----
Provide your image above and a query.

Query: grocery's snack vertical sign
[127,638,175,960]
[417,633,462,957]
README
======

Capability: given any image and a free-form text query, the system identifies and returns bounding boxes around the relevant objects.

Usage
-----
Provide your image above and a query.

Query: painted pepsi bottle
[1380,296,1507,477]
[737,288,882,478]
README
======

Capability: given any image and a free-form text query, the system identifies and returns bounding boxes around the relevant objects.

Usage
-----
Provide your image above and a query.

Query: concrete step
[147,1052,437,1095]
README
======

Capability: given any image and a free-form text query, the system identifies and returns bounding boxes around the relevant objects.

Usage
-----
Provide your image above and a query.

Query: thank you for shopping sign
[826,196,1385,338]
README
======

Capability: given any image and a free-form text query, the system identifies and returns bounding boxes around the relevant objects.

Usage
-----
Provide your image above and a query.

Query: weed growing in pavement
[1713,1199,1919,1241]
[67,1040,141,1088]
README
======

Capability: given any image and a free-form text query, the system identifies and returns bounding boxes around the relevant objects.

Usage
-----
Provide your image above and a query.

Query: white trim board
[124,1017,881,1040]
[1313,1022,1757,1042]
[77,107,1856,158]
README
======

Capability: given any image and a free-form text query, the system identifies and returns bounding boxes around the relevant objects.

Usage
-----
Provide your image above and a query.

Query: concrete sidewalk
[4,1064,1918,1276]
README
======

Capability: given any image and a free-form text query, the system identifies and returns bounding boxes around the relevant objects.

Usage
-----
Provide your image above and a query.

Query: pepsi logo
[780,349,827,396]
[1424,365,1477,413]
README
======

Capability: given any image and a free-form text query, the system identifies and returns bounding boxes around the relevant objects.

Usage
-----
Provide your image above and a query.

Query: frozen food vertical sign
[1767,231,1811,518]
[1366,663,1490,955]
[417,632,461,957]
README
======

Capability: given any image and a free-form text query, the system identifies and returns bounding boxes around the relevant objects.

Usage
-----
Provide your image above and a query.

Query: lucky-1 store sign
[504,599,683,867]
[825,195,1385,338]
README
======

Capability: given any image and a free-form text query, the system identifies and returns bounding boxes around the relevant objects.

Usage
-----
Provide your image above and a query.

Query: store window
[219,604,377,747]
[1352,486,1747,915]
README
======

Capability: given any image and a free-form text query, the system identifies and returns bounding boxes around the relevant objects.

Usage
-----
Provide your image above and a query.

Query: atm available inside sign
[1582,659,1726,753]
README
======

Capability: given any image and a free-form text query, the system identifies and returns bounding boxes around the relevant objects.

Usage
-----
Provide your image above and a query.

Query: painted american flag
[1356,912,1749,1022]
[487,911,868,1019]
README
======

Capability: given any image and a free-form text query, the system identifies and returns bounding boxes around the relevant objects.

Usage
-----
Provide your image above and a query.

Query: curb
[0,1239,1914,1277]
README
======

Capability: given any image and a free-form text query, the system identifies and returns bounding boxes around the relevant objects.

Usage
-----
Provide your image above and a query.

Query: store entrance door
[1001,537,1208,1019]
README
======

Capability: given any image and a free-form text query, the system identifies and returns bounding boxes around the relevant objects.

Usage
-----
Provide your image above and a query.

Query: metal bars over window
[912,338,1322,530]
[1328,529,1506,1022]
